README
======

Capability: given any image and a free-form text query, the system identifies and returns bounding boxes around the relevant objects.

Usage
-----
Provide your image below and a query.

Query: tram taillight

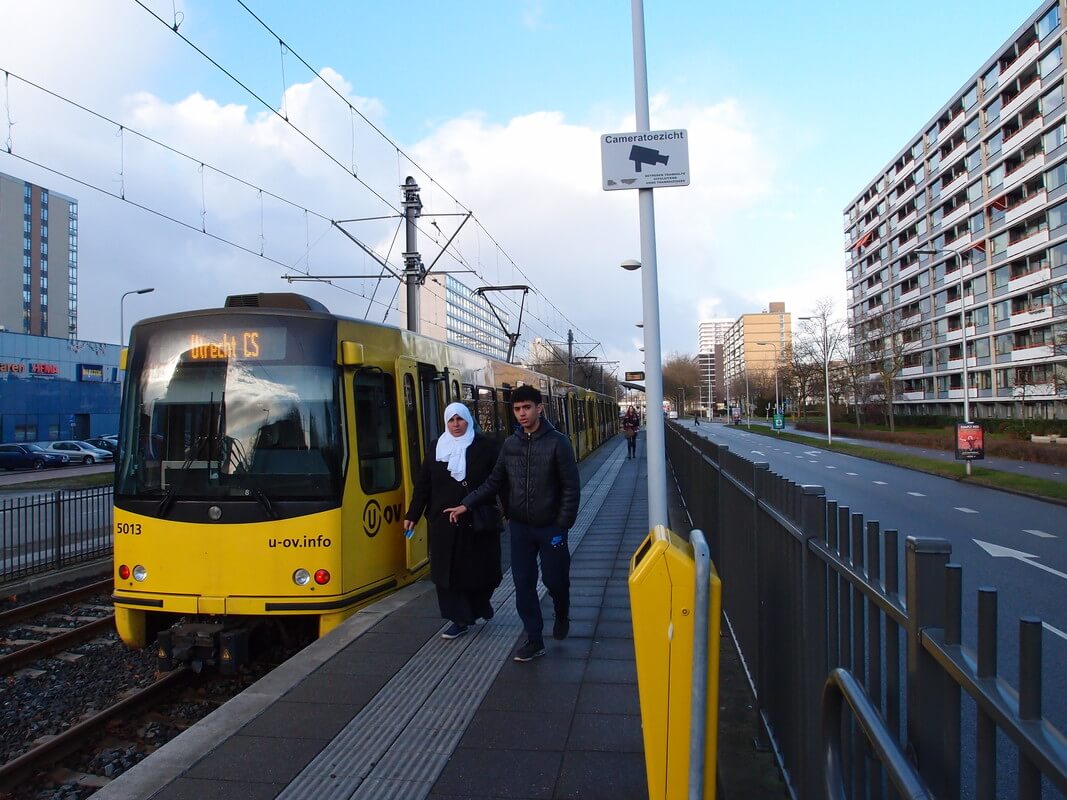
[314,569,330,585]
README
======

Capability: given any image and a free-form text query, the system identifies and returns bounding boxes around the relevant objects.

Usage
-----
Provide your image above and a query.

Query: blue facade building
[0,329,120,443]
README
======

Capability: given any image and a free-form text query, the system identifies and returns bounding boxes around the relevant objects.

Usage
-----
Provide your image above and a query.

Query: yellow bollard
[629,525,722,799]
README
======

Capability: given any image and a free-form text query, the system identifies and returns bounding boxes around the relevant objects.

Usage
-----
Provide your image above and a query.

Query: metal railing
[0,486,113,582]
[665,423,1067,800]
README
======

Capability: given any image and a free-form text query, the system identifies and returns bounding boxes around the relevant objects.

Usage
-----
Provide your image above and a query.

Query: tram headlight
[118,564,130,580]
[292,568,311,586]
[314,569,330,585]
[132,565,148,582]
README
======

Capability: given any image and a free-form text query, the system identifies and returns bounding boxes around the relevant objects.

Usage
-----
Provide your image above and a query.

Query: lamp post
[744,368,751,429]
[120,287,155,347]
[754,341,780,414]
[799,315,833,446]
[917,246,971,475]
[621,255,667,526]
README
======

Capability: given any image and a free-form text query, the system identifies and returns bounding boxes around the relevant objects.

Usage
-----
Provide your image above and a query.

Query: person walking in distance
[445,385,579,662]
[622,407,639,459]
[403,403,503,639]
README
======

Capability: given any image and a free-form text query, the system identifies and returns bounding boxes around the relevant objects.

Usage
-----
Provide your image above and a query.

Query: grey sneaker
[513,639,546,662]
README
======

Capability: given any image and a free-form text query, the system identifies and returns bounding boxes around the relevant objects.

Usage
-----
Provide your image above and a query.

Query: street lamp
[620,255,668,526]
[120,287,155,346]
[917,246,972,475]
[755,341,780,434]
[798,315,833,446]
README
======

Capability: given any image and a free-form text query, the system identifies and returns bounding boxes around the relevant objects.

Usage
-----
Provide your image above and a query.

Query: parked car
[0,443,70,470]
[42,440,115,464]
[84,437,119,455]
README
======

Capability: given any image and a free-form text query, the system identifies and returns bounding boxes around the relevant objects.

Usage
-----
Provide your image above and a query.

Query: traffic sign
[773,414,784,431]
[625,371,645,381]
[601,129,690,191]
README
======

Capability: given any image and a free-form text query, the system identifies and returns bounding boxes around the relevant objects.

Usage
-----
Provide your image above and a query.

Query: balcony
[1008,266,1051,292]
[1000,40,1041,87]
[902,390,925,401]
[899,286,920,304]
[1004,153,1045,189]
[941,203,969,229]
[1010,302,1053,326]
[941,172,968,199]
[1005,190,1047,224]
[1002,115,1044,156]
[937,111,966,144]
[1001,79,1041,122]
[902,365,925,377]
[896,209,917,230]
[1011,344,1054,361]
[1006,226,1049,257]
[940,140,966,170]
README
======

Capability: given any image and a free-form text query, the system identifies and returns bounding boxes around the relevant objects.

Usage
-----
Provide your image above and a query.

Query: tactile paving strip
[278,442,628,800]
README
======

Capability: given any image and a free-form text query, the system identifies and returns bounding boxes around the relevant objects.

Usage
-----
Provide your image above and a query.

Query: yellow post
[629,525,722,799]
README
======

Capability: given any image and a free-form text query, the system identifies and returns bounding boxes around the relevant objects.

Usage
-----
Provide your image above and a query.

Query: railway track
[0,668,191,792]
[0,577,116,677]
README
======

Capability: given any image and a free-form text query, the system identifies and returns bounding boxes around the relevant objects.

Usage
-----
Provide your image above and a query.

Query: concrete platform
[91,435,783,800]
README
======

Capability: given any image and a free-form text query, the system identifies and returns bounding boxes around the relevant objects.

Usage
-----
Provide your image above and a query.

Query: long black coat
[404,433,503,591]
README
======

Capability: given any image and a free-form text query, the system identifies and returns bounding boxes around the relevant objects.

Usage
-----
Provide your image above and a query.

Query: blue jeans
[509,521,570,642]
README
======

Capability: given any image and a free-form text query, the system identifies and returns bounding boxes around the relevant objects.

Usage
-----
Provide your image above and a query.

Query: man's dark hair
[511,384,543,405]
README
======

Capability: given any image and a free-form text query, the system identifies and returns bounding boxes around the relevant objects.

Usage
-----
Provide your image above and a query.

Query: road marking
[1045,622,1067,643]
[872,480,888,485]
[845,472,858,476]
[826,465,836,469]
[809,460,818,463]
[752,451,765,456]
[804,450,821,456]
[795,455,804,459]
[974,539,1067,582]
[907,492,926,497]
[1022,529,1056,539]
[955,507,978,514]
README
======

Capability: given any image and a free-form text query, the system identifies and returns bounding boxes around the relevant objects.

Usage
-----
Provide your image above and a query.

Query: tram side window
[354,371,400,493]
[476,386,496,432]
[403,374,422,474]
[462,383,478,426]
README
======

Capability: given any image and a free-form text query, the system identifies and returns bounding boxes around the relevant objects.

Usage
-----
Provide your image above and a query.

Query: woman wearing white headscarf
[403,402,505,639]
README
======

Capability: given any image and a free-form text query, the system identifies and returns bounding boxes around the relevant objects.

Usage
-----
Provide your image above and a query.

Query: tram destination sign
[601,129,690,190]
[625,371,645,381]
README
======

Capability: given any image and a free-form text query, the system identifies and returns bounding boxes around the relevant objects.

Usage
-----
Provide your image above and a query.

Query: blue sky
[0,1,1041,373]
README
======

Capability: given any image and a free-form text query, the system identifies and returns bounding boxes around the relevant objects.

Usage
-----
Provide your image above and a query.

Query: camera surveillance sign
[601,129,690,190]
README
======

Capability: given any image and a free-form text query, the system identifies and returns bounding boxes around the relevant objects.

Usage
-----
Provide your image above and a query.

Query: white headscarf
[436,402,476,482]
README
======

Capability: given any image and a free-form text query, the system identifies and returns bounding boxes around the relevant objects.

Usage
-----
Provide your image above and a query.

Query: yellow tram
[112,293,618,671]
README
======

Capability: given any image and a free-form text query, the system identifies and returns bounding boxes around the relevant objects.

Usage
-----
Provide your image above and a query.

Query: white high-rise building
[697,318,731,354]
[844,1,1067,419]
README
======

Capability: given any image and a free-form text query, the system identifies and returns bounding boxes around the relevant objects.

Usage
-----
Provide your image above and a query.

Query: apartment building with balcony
[844,2,1067,419]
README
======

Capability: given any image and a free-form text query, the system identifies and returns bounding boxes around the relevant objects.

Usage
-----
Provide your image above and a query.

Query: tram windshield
[116,315,343,501]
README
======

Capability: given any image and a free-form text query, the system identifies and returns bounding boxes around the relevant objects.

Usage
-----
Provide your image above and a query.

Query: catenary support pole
[402,177,423,333]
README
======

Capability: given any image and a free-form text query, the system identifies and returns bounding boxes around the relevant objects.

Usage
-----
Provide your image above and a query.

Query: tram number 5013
[116,522,143,535]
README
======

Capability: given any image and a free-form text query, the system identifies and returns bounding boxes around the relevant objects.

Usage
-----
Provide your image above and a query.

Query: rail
[665,422,1067,799]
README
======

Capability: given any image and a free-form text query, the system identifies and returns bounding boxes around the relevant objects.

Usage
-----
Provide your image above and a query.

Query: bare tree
[842,323,875,427]
[662,352,700,413]
[781,341,822,419]
[856,308,909,432]
[797,298,847,429]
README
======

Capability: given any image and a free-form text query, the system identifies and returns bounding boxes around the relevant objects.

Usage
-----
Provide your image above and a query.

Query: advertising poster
[955,422,984,461]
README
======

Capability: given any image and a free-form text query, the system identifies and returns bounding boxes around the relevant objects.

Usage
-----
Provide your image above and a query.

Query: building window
[1038,4,1060,40]
[1040,43,1062,77]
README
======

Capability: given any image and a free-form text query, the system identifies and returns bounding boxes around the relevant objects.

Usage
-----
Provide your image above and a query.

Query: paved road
[733,418,1066,483]
[678,420,1067,735]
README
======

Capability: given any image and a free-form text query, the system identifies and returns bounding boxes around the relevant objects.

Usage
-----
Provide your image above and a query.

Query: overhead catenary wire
[147,0,600,348]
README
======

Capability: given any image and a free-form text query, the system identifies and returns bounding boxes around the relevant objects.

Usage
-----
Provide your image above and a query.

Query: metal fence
[665,423,1067,800]
[0,486,113,582]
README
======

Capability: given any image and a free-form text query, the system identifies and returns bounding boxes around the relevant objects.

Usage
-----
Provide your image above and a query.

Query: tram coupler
[155,622,250,674]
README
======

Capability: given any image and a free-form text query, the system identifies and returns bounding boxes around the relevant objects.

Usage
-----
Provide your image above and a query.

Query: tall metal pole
[120,287,154,347]
[744,369,751,429]
[630,0,668,527]
[824,326,833,446]
[567,329,574,384]
[402,177,423,334]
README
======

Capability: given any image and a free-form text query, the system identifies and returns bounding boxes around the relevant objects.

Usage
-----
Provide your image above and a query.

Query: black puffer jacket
[462,418,580,530]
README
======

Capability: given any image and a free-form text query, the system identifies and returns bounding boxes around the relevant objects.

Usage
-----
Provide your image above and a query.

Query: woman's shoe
[441,622,469,639]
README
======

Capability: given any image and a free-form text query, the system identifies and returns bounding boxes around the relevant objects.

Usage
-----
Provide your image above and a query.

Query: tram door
[396,358,428,572]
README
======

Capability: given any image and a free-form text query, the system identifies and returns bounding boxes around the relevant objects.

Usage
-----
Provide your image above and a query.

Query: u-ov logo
[363,500,382,537]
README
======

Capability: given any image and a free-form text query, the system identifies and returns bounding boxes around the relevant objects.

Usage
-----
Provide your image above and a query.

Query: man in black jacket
[445,385,580,662]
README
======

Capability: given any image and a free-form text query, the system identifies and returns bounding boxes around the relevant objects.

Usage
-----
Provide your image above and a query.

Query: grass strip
[0,471,114,493]
[731,424,1067,504]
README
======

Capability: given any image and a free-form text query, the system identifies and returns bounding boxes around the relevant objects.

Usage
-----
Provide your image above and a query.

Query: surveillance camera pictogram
[629,145,669,172]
